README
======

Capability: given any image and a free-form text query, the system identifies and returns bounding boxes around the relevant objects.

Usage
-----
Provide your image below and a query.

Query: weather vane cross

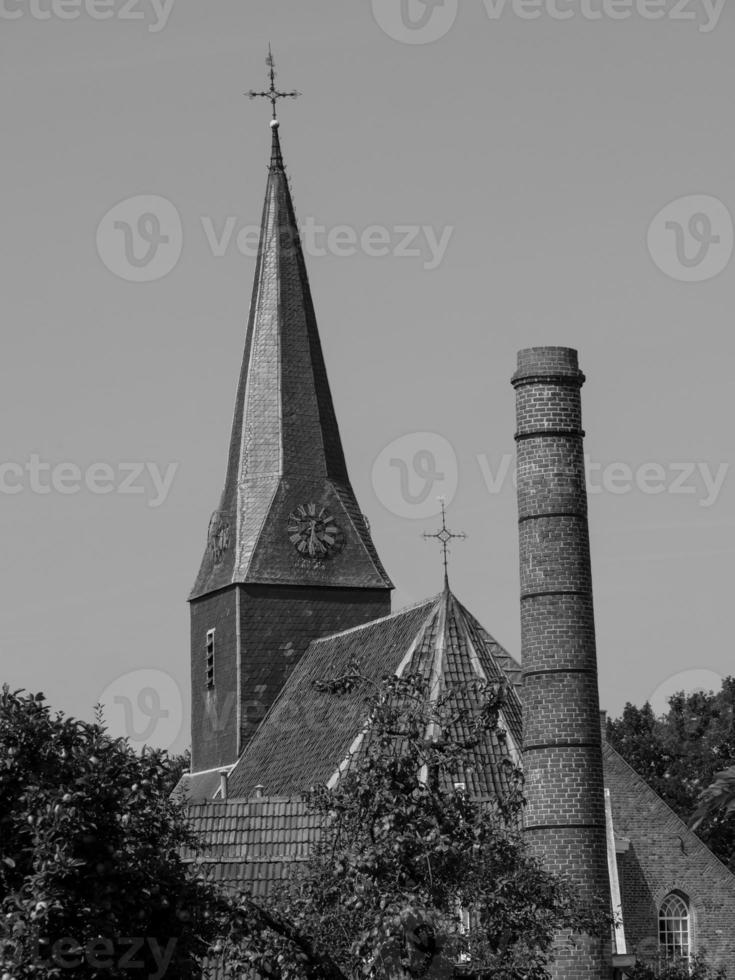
[422,498,466,586]
[246,45,301,120]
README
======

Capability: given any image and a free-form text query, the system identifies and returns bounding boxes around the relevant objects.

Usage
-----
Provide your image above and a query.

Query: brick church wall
[604,742,735,973]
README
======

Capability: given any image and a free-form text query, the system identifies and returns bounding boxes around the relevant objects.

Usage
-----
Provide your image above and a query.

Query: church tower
[189,109,392,774]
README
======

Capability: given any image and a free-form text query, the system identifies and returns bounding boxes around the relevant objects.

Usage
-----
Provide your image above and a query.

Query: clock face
[287,504,344,559]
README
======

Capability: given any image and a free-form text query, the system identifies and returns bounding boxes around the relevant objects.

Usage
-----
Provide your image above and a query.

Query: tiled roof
[227,587,523,800]
[226,597,437,797]
[184,797,322,980]
[183,797,321,897]
[190,122,392,599]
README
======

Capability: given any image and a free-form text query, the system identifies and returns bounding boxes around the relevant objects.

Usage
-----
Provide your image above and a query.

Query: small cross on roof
[246,45,301,121]
[422,498,466,588]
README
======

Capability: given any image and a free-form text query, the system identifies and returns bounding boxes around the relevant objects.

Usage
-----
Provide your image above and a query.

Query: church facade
[180,111,735,977]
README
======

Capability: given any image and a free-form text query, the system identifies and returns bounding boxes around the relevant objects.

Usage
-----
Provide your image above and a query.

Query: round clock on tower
[287,504,344,559]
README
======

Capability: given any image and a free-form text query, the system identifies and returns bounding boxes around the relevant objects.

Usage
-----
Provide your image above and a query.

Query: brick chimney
[512,347,611,978]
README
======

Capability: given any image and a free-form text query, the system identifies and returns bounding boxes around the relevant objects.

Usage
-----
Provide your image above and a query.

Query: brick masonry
[604,741,735,972]
[513,347,612,979]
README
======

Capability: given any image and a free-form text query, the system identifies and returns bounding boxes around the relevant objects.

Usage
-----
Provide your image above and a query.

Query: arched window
[659,893,691,961]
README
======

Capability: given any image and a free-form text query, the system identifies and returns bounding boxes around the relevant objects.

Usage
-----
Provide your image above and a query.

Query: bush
[628,952,727,980]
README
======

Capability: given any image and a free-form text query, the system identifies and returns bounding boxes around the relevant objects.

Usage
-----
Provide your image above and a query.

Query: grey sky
[2,0,733,752]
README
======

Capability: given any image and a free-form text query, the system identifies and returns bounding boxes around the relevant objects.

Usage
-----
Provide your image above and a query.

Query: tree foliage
[220,672,611,979]
[607,678,735,872]
[690,766,735,832]
[0,687,226,979]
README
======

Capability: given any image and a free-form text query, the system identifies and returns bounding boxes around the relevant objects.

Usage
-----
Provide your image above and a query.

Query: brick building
[178,115,735,977]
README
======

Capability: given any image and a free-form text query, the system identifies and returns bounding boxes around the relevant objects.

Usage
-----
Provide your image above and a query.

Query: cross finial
[246,45,301,121]
[422,498,466,588]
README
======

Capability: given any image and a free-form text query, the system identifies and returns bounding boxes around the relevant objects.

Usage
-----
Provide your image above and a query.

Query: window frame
[205,628,216,689]
[658,891,691,963]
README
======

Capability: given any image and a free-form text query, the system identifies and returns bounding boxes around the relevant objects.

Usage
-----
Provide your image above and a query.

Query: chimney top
[218,769,229,801]
[512,347,585,387]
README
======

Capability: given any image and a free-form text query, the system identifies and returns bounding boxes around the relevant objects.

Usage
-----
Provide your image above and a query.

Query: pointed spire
[191,105,392,599]
[269,119,284,172]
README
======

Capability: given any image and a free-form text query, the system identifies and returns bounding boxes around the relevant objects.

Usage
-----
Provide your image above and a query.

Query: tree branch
[240,896,349,980]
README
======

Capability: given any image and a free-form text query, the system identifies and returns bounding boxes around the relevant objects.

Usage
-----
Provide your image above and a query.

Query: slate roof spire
[190,112,392,598]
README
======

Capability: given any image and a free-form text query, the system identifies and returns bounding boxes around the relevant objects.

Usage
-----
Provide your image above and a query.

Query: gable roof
[226,587,523,801]
[603,741,735,890]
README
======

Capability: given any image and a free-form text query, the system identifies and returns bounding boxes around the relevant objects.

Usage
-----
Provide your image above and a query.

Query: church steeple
[190,117,392,599]
[188,91,392,774]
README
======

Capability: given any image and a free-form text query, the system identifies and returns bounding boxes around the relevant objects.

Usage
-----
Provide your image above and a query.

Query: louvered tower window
[205,629,215,689]
[659,893,690,961]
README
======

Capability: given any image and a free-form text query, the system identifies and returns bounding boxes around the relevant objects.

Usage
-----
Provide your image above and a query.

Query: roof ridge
[309,592,443,644]
[603,742,735,884]
[450,595,523,686]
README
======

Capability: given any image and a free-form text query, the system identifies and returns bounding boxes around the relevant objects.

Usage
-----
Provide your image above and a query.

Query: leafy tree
[219,672,611,979]
[160,748,192,798]
[691,766,735,831]
[0,687,227,979]
[607,678,735,872]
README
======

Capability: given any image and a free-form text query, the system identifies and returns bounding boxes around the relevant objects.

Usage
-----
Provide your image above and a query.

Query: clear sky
[2,0,734,753]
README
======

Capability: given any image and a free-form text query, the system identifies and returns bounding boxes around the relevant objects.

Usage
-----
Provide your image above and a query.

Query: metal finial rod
[422,498,466,586]
[246,45,301,121]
